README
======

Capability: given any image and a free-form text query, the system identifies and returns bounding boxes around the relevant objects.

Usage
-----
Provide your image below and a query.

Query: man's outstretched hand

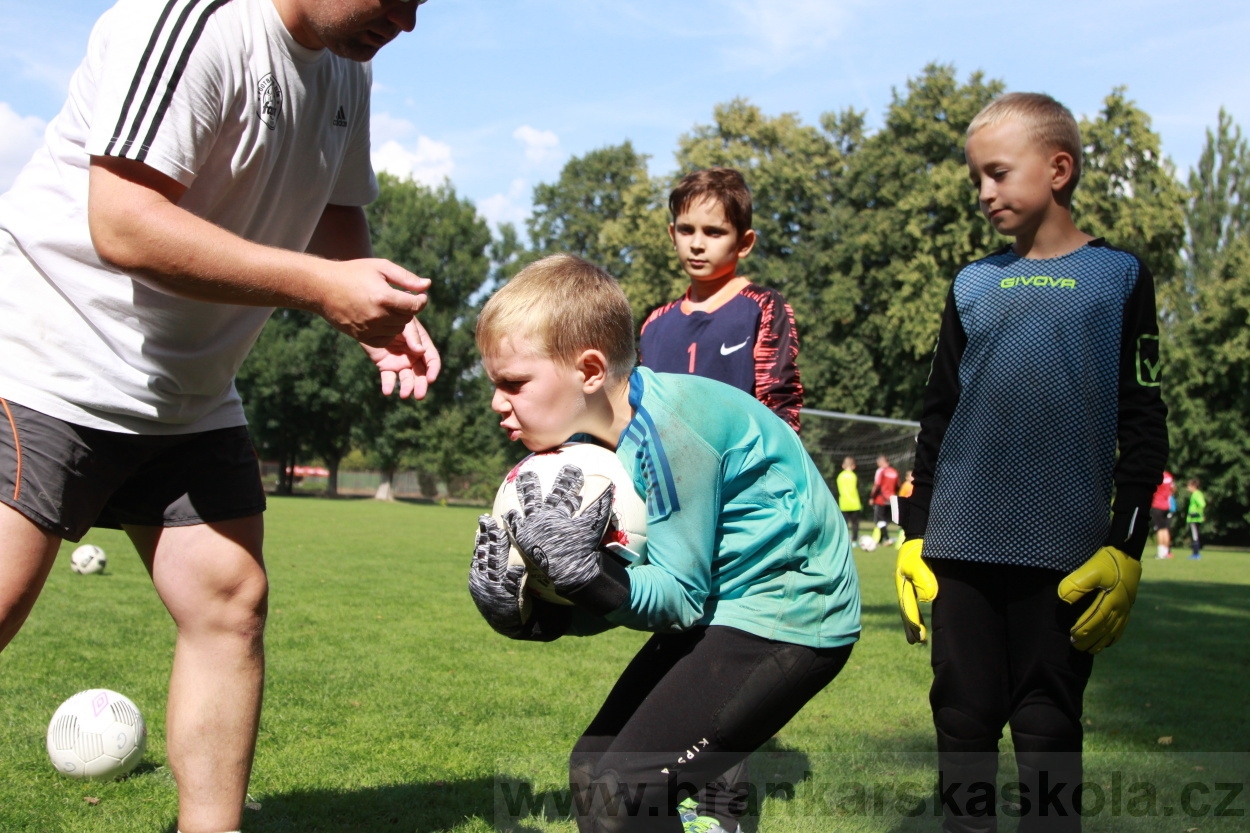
[361,317,441,399]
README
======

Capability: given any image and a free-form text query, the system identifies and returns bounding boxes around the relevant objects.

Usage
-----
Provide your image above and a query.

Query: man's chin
[324,39,382,62]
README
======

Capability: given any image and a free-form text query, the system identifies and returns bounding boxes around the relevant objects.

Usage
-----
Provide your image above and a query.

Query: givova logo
[999,275,1077,289]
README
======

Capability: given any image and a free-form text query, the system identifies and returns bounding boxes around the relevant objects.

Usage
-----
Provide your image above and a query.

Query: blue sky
[2,0,1247,233]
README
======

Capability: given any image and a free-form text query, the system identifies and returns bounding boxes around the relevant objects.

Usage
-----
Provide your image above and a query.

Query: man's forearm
[88,158,338,312]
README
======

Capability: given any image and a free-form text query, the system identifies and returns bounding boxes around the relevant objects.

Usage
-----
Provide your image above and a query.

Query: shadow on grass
[160,776,501,833]
[1084,579,1249,749]
[196,741,808,833]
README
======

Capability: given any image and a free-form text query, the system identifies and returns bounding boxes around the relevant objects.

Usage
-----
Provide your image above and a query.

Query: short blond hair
[476,254,636,381]
[967,92,1083,199]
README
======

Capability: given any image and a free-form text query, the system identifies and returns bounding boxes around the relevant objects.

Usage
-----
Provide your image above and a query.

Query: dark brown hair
[668,167,753,236]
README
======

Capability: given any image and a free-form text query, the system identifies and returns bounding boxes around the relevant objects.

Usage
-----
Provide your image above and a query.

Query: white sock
[1157,544,1168,558]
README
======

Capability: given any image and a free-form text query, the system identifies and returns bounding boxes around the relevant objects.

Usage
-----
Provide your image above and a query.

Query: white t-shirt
[0,0,377,434]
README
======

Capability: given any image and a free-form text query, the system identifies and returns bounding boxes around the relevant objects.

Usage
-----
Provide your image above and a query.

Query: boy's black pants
[569,625,853,833]
[928,559,1095,833]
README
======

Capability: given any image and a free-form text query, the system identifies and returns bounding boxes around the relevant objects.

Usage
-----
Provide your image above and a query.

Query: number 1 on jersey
[687,342,697,373]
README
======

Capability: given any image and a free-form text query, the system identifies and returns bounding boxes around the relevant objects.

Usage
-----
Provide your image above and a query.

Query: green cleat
[677,797,740,833]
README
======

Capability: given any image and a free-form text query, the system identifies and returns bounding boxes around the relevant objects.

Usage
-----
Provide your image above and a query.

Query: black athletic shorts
[1150,507,1170,532]
[0,398,266,542]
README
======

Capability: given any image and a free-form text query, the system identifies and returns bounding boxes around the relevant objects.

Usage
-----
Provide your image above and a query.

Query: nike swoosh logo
[720,339,750,355]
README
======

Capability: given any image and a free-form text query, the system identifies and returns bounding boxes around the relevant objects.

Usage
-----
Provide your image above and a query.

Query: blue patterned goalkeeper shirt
[902,240,1168,571]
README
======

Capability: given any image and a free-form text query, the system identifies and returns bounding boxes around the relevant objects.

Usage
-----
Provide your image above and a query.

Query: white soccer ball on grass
[69,544,107,575]
[858,534,878,552]
[493,442,648,604]
[47,689,147,779]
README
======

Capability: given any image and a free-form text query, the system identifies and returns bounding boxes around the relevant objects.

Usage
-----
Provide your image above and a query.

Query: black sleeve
[900,281,967,540]
[1103,258,1169,559]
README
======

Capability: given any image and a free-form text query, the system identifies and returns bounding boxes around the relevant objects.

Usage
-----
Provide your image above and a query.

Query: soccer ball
[493,442,648,604]
[69,544,107,575]
[47,689,147,779]
[858,534,878,552]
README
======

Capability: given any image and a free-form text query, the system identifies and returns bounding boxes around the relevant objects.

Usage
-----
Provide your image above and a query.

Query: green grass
[1,497,1245,832]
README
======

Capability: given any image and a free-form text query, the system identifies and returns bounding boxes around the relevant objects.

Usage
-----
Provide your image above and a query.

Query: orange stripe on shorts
[0,398,20,501]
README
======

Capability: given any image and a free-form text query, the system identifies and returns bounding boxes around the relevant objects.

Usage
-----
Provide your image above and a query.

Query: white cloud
[513,125,561,165]
[0,102,46,192]
[371,111,418,143]
[371,137,454,186]
[369,112,453,186]
[478,178,531,230]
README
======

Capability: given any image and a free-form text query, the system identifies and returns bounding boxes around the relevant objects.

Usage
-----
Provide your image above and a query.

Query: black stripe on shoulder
[104,0,183,157]
[134,0,233,163]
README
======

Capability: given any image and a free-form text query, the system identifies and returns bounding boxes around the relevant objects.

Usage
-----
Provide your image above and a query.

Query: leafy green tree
[360,173,500,498]
[1164,110,1250,542]
[811,65,1004,417]
[1073,88,1187,291]
[1184,108,1250,292]
[528,142,651,276]
[236,309,315,495]
[1165,235,1250,541]
[292,319,376,497]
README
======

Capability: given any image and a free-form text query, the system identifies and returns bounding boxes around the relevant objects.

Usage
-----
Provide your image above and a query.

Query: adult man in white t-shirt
[0,2,433,831]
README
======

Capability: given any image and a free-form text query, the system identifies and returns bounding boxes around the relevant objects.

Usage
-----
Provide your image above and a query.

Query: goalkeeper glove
[504,464,630,616]
[895,538,937,644]
[468,514,531,638]
[1058,546,1141,654]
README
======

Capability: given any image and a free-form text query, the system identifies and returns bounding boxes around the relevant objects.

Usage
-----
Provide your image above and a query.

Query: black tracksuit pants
[569,625,853,833]
[928,559,1096,833]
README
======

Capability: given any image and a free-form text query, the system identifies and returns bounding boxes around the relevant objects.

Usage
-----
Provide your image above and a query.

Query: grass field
[0,496,1246,832]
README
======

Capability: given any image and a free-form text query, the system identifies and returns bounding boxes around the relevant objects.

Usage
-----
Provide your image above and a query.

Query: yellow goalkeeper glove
[1058,546,1142,654]
[895,539,937,644]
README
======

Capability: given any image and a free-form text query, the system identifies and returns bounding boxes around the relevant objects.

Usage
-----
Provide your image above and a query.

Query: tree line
[237,64,1250,543]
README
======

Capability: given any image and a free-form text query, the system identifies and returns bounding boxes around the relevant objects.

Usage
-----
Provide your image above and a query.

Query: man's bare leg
[129,516,267,833]
[0,502,61,651]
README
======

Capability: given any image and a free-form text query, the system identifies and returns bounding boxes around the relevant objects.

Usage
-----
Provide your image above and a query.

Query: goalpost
[799,408,920,497]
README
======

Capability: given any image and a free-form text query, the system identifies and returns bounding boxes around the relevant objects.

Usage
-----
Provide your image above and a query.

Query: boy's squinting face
[965,120,1064,237]
[668,197,755,285]
[483,335,587,452]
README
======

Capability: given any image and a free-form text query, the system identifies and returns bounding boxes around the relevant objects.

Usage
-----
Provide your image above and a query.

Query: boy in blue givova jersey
[894,93,1168,831]
[468,253,860,833]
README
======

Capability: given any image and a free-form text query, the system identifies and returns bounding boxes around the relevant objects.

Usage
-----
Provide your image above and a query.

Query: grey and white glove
[504,465,631,616]
[468,514,530,638]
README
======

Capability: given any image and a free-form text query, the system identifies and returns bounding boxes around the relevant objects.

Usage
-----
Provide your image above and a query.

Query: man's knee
[163,552,268,639]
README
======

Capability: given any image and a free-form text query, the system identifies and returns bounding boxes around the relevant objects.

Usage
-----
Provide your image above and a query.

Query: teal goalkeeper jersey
[606,367,861,649]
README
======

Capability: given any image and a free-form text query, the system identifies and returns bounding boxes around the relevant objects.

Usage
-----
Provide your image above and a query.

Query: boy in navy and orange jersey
[639,168,803,432]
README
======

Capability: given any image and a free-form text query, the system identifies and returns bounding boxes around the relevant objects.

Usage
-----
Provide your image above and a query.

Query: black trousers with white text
[569,625,853,833]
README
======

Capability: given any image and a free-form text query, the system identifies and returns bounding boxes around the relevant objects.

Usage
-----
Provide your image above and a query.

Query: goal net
[799,407,920,493]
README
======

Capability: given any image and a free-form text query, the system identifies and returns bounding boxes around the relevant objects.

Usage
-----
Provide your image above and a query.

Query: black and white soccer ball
[69,545,107,575]
[493,442,648,604]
